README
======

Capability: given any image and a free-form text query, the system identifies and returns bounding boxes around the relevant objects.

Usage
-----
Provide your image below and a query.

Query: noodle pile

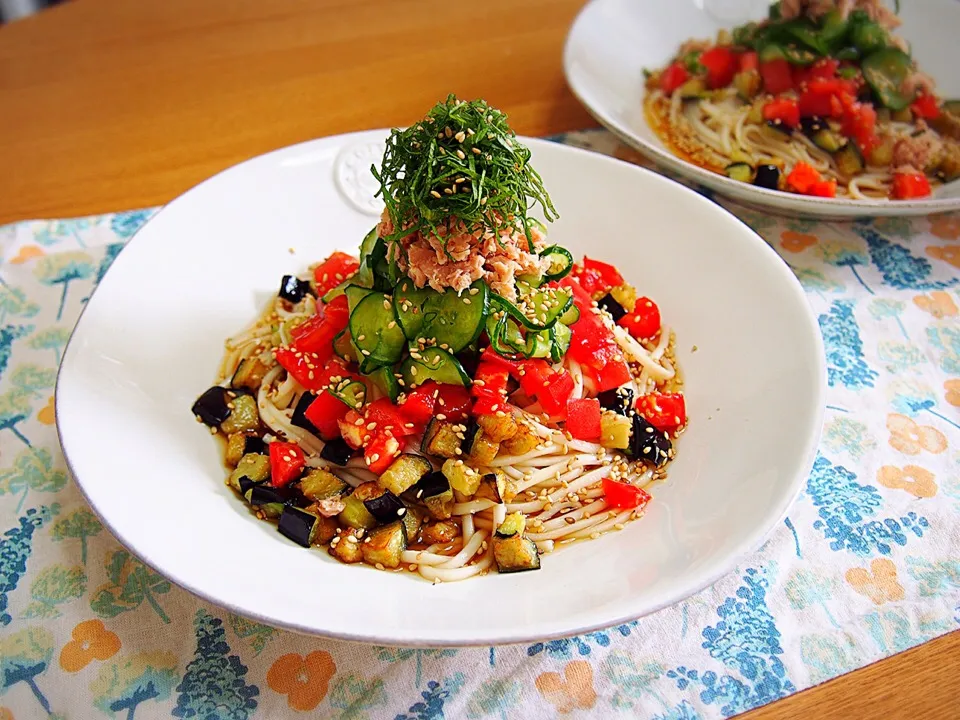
[216,292,682,583]
[646,88,905,199]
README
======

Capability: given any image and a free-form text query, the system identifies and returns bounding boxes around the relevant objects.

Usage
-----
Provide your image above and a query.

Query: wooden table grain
[0,1,957,716]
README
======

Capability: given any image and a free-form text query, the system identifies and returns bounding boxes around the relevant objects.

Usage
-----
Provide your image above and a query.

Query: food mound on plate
[644,0,960,201]
[192,95,687,582]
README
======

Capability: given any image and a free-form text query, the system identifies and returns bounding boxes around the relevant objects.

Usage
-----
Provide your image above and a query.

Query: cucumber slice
[558,303,580,325]
[333,329,359,363]
[345,285,376,315]
[540,245,574,282]
[550,322,572,362]
[349,292,406,365]
[393,279,488,352]
[329,380,366,410]
[400,347,470,388]
[493,284,572,332]
[368,366,400,403]
[486,314,524,357]
[323,229,378,301]
[526,330,553,359]
[861,49,912,111]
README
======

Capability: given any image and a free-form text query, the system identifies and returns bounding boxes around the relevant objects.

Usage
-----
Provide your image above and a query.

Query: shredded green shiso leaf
[372,95,558,248]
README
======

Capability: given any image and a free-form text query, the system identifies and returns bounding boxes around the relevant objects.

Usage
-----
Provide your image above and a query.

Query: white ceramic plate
[56,130,825,646]
[564,0,960,218]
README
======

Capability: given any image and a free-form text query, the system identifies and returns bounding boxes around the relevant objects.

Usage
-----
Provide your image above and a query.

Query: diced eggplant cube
[630,414,673,467]
[401,505,424,541]
[465,431,499,466]
[598,294,627,322]
[243,436,267,455]
[500,423,539,456]
[379,454,432,496]
[320,437,353,465]
[597,386,634,415]
[278,506,319,547]
[363,490,407,524]
[238,476,262,497]
[192,386,231,427]
[220,393,259,434]
[442,458,481,495]
[423,421,463,459]
[753,164,780,190]
[412,471,449,500]
[225,433,248,466]
[477,413,519,442]
[493,535,541,573]
[338,495,378,529]
[279,274,312,303]
[361,522,407,568]
[420,519,459,544]
[247,484,286,506]
[229,453,270,491]
[475,473,506,504]
[330,529,364,563]
[299,469,348,502]
[291,392,320,435]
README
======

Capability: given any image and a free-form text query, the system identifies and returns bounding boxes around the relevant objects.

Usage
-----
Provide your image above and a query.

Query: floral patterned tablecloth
[0,129,958,720]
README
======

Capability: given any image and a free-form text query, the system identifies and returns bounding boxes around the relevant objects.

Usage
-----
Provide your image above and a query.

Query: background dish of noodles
[565,0,960,217]
[56,130,825,645]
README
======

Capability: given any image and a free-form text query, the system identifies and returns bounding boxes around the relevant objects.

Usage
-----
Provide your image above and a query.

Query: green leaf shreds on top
[372,95,558,248]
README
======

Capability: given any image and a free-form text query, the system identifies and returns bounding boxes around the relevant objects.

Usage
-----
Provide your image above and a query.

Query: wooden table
[1,1,956,717]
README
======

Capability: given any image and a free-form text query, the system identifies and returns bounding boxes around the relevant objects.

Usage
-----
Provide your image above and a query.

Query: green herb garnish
[372,95,558,250]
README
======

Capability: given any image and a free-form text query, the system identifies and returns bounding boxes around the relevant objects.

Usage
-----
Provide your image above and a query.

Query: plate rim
[562,0,960,218]
[55,129,827,646]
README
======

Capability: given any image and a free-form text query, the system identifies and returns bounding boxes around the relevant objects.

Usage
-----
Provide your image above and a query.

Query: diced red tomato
[786,162,822,194]
[566,398,602,441]
[312,252,360,296]
[589,347,633,393]
[268,441,305,488]
[891,172,932,200]
[759,58,793,95]
[570,265,607,297]
[471,391,508,416]
[602,478,652,510]
[566,305,610,364]
[581,257,625,291]
[338,409,369,449]
[290,294,350,357]
[798,77,855,119]
[738,51,759,73]
[808,179,838,198]
[303,390,350,440]
[518,359,555,400]
[274,347,332,392]
[480,345,521,373]
[807,58,839,81]
[660,62,689,95]
[400,383,437,427]
[433,383,472,422]
[841,103,877,155]
[699,46,738,89]
[364,398,414,437]
[637,392,687,432]
[473,363,511,397]
[910,93,940,120]
[364,432,401,475]
[763,97,800,129]
[538,371,575,417]
[618,296,661,340]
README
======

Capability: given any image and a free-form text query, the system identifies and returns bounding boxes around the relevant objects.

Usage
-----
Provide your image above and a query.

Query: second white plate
[564,0,960,218]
